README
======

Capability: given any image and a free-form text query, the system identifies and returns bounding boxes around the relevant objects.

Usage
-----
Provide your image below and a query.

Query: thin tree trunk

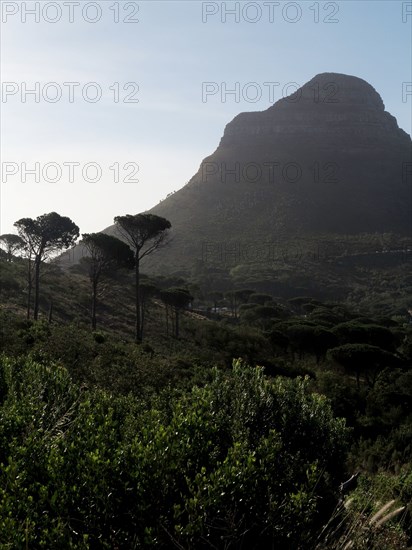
[48,300,53,324]
[91,278,98,330]
[135,255,141,343]
[26,256,32,319]
[165,303,169,337]
[33,257,41,320]
[141,299,145,341]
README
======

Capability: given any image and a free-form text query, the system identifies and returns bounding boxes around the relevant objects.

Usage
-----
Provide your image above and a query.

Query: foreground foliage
[0,256,411,548]
[0,356,348,548]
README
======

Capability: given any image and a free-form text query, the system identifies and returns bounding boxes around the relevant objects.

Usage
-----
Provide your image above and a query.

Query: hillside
[1,254,412,548]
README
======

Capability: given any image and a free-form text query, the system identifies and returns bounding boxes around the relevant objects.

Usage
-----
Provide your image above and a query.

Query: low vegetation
[0,212,411,548]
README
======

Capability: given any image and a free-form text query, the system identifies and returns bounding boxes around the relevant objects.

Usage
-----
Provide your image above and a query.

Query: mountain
[63,73,412,282]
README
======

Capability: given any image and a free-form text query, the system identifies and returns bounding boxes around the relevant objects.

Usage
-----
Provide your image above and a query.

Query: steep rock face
[221,73,405,145]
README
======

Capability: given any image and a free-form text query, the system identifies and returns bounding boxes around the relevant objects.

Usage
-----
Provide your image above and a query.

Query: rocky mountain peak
[279,72,385,110]
[221,73,406,148]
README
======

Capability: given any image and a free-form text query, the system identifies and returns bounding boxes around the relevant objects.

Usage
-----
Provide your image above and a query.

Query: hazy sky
[1,0,411,235]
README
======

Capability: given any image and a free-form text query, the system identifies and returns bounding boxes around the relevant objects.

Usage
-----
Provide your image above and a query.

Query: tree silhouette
[0,234,25,262]
[14,213,79,320]
[114,214,171,343]
[332,321,397,352]
[0,233,32,318]
[328,343,401,388]
[208,291,223,313]
[160,287,192,339]
[82,233,134,330]
[234,289,255,305]
[225,291,238,318]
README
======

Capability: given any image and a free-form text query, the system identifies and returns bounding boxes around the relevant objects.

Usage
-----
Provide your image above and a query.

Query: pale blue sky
[1,0,411,234]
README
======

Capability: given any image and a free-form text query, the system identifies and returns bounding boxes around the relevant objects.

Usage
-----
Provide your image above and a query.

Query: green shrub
[0,356,349,548]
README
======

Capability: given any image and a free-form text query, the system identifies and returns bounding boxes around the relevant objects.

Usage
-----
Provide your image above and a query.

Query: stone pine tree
[0,234,31,318]
[160,287,193,339]
[114,213,171,343]
[0,234,25,262]
[208,291,223,314]
[14,212,79,320]
[82,233,134,330]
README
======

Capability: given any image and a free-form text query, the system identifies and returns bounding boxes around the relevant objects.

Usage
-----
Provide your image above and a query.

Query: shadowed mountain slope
[62,73,412,274]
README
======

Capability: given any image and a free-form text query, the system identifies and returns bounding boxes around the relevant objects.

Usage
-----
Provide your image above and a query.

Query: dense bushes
[0,356,349,548]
